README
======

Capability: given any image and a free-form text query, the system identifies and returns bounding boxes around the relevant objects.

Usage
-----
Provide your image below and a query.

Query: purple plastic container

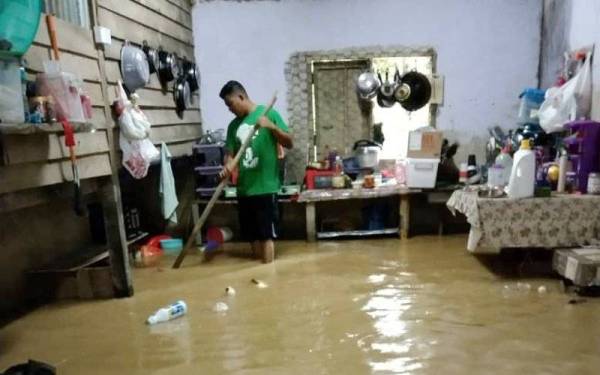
[564,120,600,193]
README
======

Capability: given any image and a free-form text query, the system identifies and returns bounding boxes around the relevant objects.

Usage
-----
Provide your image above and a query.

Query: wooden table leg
[400,194,410,240]
[306,202,316,242]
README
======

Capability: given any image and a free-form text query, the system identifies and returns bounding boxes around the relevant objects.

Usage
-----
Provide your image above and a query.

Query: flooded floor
[1,235,599,374]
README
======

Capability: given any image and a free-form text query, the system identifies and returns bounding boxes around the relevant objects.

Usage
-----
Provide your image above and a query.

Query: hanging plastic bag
[120,137,159,179]
[539,49,593,133]
[115,80,151,140]
[114,80,158,179]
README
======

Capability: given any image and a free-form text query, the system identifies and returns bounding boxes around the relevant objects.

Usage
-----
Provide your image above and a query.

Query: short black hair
[219,80,247,99]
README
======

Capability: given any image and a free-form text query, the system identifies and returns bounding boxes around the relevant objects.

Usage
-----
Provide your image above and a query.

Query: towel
[160,142,178,224]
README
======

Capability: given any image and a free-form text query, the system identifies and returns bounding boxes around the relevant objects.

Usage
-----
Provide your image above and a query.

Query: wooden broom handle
[46,15,60,61]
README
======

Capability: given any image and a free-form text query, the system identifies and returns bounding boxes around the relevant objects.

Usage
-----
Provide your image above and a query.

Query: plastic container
[0,58,25,123]
[518,88,546,124]
[195,166,222,188]
[193,143,225,167]
[506,140,535,199]
[405,158,440,188]
[160,238,183,254]
[147,300,187,325]
[206,226,232,245]
[0,0,42,58]
[494,147,513,186]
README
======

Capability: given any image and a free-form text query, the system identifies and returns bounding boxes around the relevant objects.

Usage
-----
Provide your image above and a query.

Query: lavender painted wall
[193,0,542,162]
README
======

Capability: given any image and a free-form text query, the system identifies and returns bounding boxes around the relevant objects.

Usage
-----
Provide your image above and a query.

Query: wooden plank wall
[0,15,112,195]
[97,0,202,158]
[0,0,200,196]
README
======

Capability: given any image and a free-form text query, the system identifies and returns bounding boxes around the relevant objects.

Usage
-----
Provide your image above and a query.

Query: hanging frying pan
[398,71,432,111]
[142,40,159,74]
[173,74,191,117]
[182,58,199,92]
[158,47,178,84]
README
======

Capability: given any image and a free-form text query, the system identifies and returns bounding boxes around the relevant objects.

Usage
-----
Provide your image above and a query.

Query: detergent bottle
[506,139,535,199]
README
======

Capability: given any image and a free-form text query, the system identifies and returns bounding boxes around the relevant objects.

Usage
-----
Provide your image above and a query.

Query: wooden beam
[131,0,192,29]
[33,13,97,59]
[144,108,202,126]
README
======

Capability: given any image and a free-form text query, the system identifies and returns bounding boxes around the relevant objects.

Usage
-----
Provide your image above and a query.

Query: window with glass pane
[43,0,90,29]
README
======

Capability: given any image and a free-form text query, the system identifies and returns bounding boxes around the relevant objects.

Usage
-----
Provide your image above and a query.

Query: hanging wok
[397,71,432,111]
[158,47,179,84]
[182,58,199,92]
[173,74,191,118]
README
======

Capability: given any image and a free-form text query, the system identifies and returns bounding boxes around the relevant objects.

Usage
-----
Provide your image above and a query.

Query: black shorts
[237,193,279,241]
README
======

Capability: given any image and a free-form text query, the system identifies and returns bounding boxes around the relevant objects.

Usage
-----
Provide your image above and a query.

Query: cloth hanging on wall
[160,142,178,224]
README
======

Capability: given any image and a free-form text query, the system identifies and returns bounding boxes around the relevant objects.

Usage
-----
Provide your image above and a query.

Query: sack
[539,50,593,133]
[120,137,159,179]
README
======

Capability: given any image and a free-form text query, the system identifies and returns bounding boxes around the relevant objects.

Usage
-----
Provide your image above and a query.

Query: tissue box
[553,248,600,287]
[407,130,443,159]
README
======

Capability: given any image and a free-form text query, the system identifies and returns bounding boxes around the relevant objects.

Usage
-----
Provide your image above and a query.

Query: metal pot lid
[356,71,380,100]
[182,58,199,92]
[120,41,149,93]
[158,48,177,84]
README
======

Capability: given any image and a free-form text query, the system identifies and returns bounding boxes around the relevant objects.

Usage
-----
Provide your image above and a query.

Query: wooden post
[400,194,410,240]
[306,202,316,242]
[91,0,133,296]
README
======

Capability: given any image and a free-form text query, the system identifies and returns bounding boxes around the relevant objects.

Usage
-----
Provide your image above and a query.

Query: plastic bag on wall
[539,50,592,133]
[115,80,152,140]
[120,137,159,179]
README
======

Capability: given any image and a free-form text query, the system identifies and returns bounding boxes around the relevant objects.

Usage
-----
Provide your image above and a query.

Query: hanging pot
[158,47,178,84]
[173,74,191,117]
[120,41,150,93]
[398,71,432,111]
[182,58,199,92]
[356,71,380,100]
[142,40,159,74]
[376,70,397,108]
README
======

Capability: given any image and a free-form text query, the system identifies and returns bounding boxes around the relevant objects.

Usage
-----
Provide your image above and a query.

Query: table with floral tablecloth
[447,190,600,253]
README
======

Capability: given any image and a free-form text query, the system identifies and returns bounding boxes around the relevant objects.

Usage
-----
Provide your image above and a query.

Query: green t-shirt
[225,105,289,196]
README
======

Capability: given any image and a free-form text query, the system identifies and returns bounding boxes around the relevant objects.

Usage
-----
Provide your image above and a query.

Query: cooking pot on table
[353,139,382,169]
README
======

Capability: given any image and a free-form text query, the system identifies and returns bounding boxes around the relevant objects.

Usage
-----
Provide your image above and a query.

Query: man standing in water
[219,81,293,263]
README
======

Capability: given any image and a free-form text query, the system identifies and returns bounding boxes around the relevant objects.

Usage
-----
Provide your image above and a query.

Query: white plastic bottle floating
[506,140,535,199]
[147,300,188,325]
[495,146,513,186]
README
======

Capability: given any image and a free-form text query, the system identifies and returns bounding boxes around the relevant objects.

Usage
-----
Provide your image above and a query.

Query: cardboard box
[553,248,600,287]
[407,130,443,159]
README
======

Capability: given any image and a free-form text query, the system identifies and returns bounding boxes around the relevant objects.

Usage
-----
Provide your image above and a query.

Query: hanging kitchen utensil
[182,58,199,92]
[46,14,84,216]
[120,41,150,93]
[142,40,159,74]
[377,70,397,108]
[173,74,191,117]
[356,71,380,100]
[158,47,178,84]
[397,71,432,112]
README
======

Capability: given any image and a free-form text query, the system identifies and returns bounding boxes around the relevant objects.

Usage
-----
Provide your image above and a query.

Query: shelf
[317,228,399,239]
[0,121,94,135]
[194,197,297,204]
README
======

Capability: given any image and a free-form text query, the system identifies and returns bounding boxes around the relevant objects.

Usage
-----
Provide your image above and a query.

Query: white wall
[193,0,542,162]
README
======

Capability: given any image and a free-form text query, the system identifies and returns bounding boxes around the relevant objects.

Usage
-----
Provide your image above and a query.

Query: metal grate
[43,0,90,29]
